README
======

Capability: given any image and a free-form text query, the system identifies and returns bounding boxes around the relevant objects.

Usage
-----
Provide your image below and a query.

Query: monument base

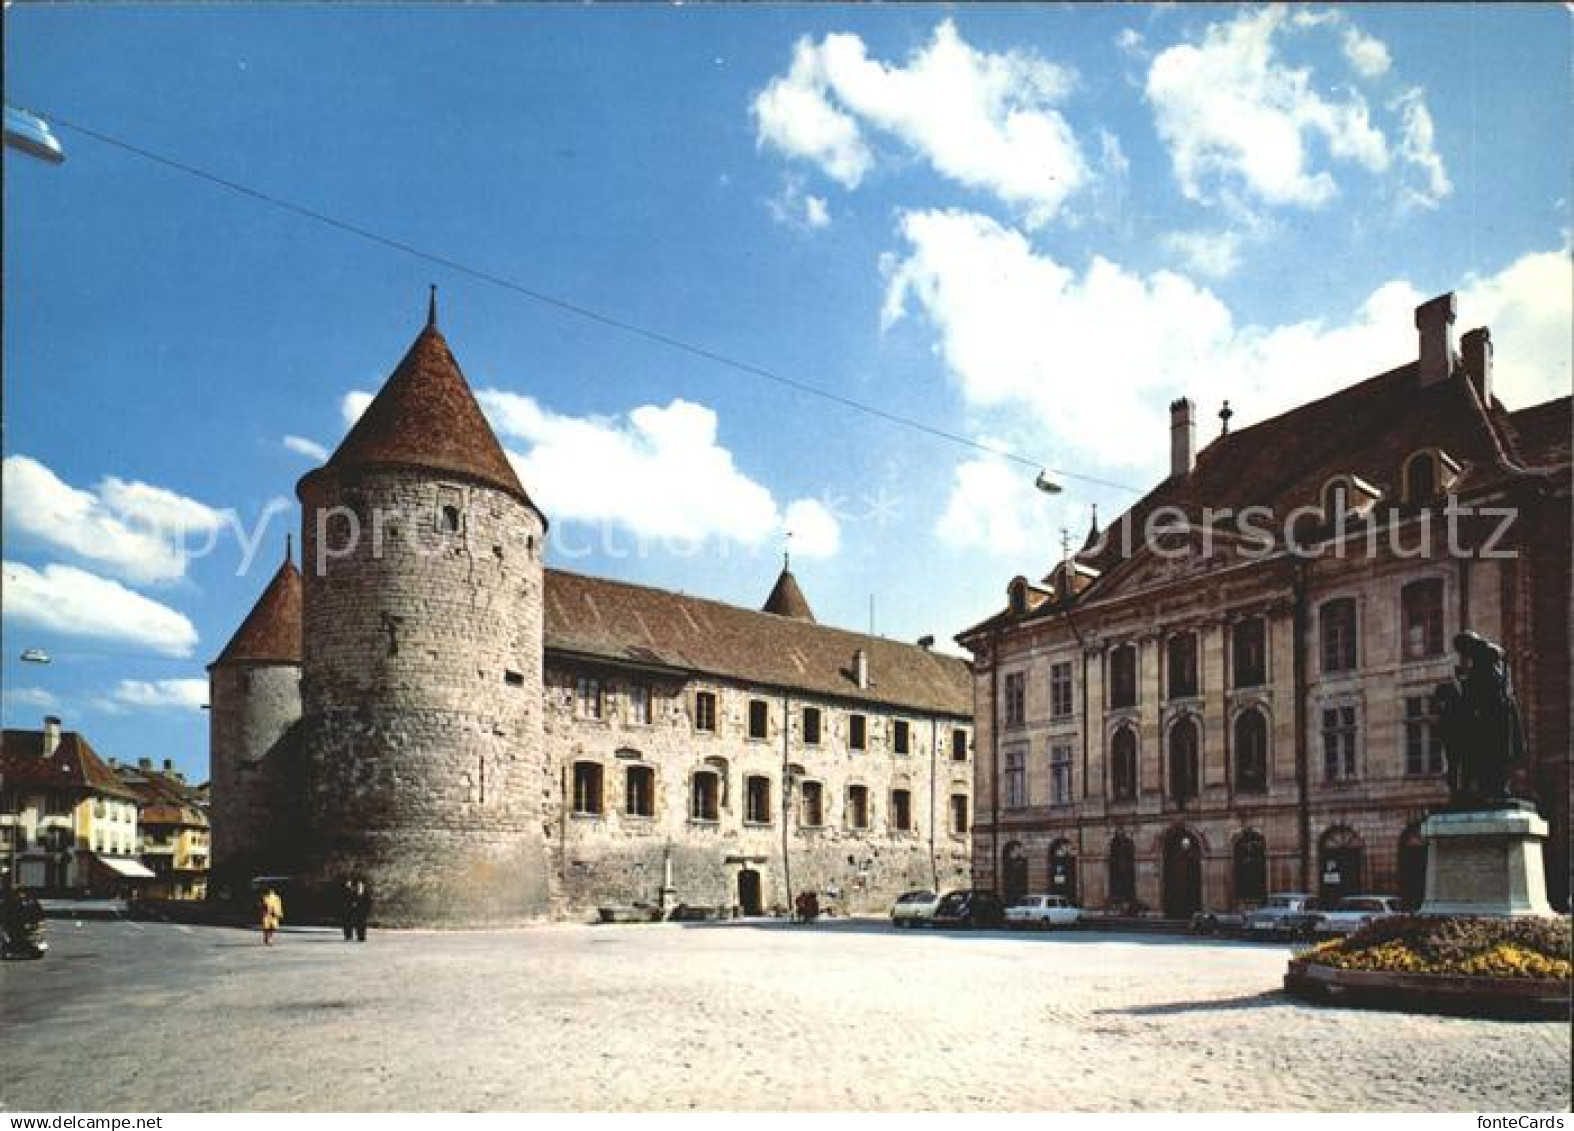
[1419,807,1553,917]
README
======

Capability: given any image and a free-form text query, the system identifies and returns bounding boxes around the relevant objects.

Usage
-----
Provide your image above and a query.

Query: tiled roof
[1,729,139,800]
[115,765,209,828]
[543,569,972,717]
[211,555,303,667]
[311,316,539,513]
[1504,396,1571,470]
[762,566,816,622]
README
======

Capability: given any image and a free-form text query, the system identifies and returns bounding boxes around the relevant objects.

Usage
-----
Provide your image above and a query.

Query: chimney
[42,717,62,757]
[916,634,935,650]
[138,757,152,769]
[1462,327,1493,405]
[163,758,174,772]
[1169,397,1196,478]
[1415,292,1457,388]
[854,648,870,690]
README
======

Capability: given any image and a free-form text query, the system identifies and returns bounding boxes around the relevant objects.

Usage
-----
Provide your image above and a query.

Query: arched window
[1404,452,1438,505]
[1108,835,1136,906]
[1401,579,1445,660]
[1168,717,1199,805]
[1167,632,1198,699]
[1318,826,1365,903]
[1232,617,1267,688]
[1233,830,1268,905]
[1049,839,1078,903]
[1234,709,1269,793]
[1110,727,1138,801]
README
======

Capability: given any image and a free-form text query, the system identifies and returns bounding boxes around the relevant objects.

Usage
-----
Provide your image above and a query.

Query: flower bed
[1285,915,1570,1018]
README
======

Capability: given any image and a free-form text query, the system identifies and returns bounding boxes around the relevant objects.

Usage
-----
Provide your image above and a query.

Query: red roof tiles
[762,566,816,622]
[1,728,139,800]
[210,556,303,667]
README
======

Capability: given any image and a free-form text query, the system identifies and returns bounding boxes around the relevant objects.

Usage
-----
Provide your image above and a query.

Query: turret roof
[210,553,302,667]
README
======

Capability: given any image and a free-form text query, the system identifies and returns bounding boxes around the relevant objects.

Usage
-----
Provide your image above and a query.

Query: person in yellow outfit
[258,886,284,947]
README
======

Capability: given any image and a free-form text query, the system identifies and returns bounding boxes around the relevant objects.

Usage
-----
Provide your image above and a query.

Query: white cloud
[754,21,1087,227]
[2,561,199,657]
[477,391,840,557]
[1115,28,1147,60]
[1393,87,1452,209]
[282,435,329,461]
[768,180,832,231]
[1,687,58,710]
[341,390,375,427]
[883,208,1567,470]
[1,456,230,585]
[934,455,1058,557]
[110,678,208,711]
[803,194,830,229]
[1342,26,1392,78]
[1162,229,1244,280]
[1145,7,1404,209]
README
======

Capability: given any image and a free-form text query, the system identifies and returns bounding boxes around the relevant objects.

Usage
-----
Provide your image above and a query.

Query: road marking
[175,924,193,934]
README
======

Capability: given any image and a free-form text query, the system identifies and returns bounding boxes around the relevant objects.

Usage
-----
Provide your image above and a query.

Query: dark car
[931,889,1006,929]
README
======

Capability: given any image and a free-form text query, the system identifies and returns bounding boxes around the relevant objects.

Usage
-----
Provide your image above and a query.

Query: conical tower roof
[762,563,815,623]
[210,548,303,667]
[316,296,539,514]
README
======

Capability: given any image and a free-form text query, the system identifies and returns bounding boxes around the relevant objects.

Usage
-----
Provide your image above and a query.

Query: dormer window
[1319,474,1382,524]
[1404,453,1437,505]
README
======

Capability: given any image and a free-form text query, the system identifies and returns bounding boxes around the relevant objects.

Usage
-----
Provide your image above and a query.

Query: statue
[1434,630,1528,807]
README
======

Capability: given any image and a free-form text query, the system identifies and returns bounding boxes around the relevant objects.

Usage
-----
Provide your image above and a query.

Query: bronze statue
[1434,630,1527,806]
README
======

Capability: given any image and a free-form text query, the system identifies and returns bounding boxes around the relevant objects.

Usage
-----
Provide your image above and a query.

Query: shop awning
[95,855,156,879]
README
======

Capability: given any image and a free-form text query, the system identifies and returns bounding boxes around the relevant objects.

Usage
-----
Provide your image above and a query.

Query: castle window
[1109,645,1138,709]
[893,719,911,755]
[1050,742,1074,805]
[575,677,603,720]
[1004,671,1026,726]
[571,762,604,815]
[1320,599,1358,673]
[890,789,912,832]
[1322,705,1359,782]
[744,775,772,825]
[627,684,652,725]
[690,771,720,821]
[747,699,769,740]
[951,728,968,761]
[950,793,969,835]
[694,691,717,733]
[1234,708,1268,794]
[625,765,655,817]
[849,714,867,751]
[1404,696,1444,776]
[1232,617,1267,688]
[504,670,525,688]
[437,486,464,534]
[800,780,825,827]
[1003,748,1027,809]
[1402,579,1445,660]
[802,707,822,746]
[1404,452,1438,505]
[1167,633,1198,699]
[1110,727,1137,800]
[1050,661,1074,719]
[846,784,869,829]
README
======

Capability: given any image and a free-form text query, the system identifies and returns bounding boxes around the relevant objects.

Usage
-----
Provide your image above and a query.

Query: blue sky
[4,4,1569,780]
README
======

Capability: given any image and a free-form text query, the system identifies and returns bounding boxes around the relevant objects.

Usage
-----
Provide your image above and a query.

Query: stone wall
[297,466,551,925]
[207,662,302,891]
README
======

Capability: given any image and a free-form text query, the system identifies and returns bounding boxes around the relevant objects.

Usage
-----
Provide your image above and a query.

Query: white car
[1243,892,1320,938]
[1312,895,1403,936]
[1005,894,1081,929]
[889,890,941,927]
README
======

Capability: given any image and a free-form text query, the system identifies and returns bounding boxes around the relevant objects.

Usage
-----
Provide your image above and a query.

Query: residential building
[115,758,211,900]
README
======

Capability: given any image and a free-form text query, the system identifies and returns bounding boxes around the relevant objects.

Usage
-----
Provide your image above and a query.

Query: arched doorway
[1002,842,1029,904]
[1108,835,1136,908]
[1398,826,1427,910]
[1049,840,1078,903]
[1168,718,1199,805]
[1318,826,1365,904]
[1232,830,1267,906]
[1161,825,1202,919]
[737,869,762,916]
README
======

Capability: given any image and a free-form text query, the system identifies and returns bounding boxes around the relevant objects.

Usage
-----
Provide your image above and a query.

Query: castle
[209,298,974,925]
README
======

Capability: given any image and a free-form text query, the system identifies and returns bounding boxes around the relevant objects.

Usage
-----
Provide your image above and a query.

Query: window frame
[848,713,868,751]
[571,760,605,816]
[1003,748,1028,809]
[627,684,652,726]
[694,690,718,733]
[1108,645,1138,709]
[846,784,870,830]
[689,770,720,822]
[799,780,825,828]
[1049,661,1074,719]
[1049,742,1074,806]
[1004,671,1027,726]
[1110,726,1138,801]
[893,719,911,755]
[802,706,823,746]
[890,788,913,832]
[743,774,773,825]
[1401,579,1445,661]
[1319,598,1359,675]
[1321,703,1360,782]
[747,699,770,741]
[1232,617,1267,689]
[1166,632,1199,699]
[575,676,604,721]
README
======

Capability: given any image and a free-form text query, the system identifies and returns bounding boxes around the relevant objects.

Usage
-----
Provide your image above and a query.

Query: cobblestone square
[2,916,1567,1112]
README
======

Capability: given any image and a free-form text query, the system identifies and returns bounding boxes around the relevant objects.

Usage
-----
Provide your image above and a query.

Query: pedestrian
[348,878,371,943]
[258,885,283,946]
[339,879,356,942]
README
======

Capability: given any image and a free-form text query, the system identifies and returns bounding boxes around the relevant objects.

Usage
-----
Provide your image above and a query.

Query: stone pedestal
[1420,807,1554,917]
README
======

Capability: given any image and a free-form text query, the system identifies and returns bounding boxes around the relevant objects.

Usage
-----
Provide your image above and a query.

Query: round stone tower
[296,293,550,925]
[208,542,304,893]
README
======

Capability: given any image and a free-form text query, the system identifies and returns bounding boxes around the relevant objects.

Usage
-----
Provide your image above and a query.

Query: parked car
[931,889,1007,929]
[1005,894,1081,929]
[1243,892,1321,939]
[1311,895,1403,936]
[889,890,940,927]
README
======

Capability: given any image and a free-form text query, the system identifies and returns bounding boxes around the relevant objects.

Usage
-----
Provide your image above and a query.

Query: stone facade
[207,663,301,891]
[960,293,1570,917]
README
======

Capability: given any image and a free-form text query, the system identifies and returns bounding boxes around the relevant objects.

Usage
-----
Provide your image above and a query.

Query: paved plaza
[2,915,1568,1112]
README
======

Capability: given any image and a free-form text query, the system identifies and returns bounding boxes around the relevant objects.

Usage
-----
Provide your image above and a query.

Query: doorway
[1002,842,1029,904]
[737,869,762,916]
[1161,826,1203,919]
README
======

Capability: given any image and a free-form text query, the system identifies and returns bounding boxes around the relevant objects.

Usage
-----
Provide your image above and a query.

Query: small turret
[762,555,816,622]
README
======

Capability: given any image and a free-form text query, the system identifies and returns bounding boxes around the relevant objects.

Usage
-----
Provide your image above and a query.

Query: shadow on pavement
[666,917,1290,949]
[1101,989,1291,1016]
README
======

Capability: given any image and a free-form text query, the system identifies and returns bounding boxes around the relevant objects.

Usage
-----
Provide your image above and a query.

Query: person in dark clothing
[346,878,371,942]
[339,879,357,942]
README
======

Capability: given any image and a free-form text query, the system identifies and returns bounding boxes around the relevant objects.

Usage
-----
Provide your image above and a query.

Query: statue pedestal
[1420,807,1553,917]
